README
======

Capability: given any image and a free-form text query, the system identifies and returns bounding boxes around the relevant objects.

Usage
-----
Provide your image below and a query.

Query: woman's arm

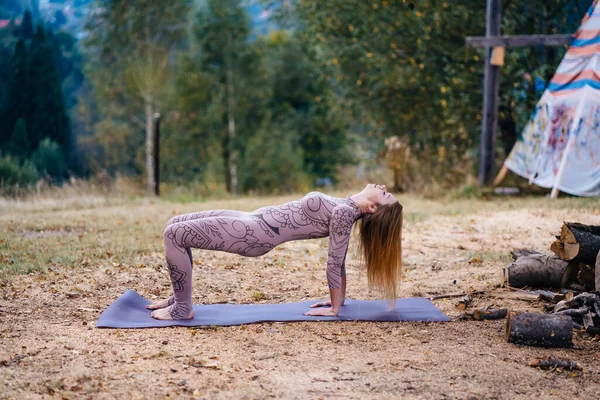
[304,205,354,317]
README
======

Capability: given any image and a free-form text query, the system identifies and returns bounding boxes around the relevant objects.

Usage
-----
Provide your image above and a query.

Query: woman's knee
[163,224,178,246]
[166,216,180,227]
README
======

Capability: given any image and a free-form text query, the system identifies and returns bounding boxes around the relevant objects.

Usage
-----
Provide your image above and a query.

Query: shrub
[32,138,66,181]
[0,154,38,189]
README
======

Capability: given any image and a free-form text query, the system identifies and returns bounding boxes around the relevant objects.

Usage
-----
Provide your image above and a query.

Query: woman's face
[361,184,398,206]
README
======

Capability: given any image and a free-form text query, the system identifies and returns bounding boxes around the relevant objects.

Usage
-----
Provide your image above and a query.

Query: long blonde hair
[356,201,403,303]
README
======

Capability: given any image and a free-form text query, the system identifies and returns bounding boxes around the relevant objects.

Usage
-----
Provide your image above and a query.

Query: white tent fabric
[504,0,600,197]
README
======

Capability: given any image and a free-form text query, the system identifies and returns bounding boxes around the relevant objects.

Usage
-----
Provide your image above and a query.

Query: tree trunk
[226,31,238,195]
[145,101,156,195]
[506,311,572,348]
[550,222,600,266]
[503,253,578,289]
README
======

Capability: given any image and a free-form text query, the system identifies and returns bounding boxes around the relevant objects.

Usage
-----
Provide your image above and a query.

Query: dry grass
[1,190,599,399]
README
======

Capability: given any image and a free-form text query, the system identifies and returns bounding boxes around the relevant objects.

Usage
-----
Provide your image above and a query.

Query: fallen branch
[473,308,508,321]
[528,357,581,371]
[489,291,541,302]
[555,306,590,318]
[430,290,485,300]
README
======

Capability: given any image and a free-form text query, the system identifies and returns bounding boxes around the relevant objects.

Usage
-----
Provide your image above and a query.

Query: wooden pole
[478,0,502,186]
[153,113,161,197]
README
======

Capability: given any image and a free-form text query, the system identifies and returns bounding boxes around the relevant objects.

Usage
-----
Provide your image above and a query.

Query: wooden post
[153,113,161,197]
[478,0,502,186]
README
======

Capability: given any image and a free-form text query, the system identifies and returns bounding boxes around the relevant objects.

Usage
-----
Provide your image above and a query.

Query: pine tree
[8,119,31,157]
[28,24,71,161]
[21,10,34,40]
[1,38,29,152]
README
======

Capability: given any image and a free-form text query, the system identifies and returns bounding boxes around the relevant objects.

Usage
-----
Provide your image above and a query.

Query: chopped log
[528,357,581,371]
[510,248,539,261]
[554,292,598,312]
[576,264,596,291]
[457,295,472,311]
[555,306,590,318]
[490,291,541,302]
[550,222,600,266]
[456,311,474,321]
[582,312,594,330]
[569,283,588,292]
[506,312,572,348]
[536,290,565,303]
[596,250,600,291]
[503,253,578,289]
[586,326,600,336]
[473,308,507,320]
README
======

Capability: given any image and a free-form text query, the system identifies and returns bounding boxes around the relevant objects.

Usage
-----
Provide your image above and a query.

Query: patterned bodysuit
[162,192,363,318]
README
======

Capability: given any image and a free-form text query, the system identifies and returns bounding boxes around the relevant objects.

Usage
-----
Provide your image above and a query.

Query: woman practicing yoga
[148,183,403,320]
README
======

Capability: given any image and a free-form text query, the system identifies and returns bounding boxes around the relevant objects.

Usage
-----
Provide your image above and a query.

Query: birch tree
[84,0,190,193]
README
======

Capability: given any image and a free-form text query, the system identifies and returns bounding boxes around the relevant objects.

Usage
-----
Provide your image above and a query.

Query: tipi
[499,0,600,197]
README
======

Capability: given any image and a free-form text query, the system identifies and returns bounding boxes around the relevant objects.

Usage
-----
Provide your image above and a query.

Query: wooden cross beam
[466,34,573,48]
[467,0,573,186]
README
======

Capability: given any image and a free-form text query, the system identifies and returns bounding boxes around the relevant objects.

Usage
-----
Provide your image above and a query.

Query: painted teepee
[502,0,600,197]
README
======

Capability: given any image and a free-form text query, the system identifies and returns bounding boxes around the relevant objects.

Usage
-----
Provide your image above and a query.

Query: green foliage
[83,0,191,183]
[21,10,34,39]
[0,154,38,188]
[78,120,144,177]
[8,119,30,156]
[2,38,28,150]
[28,25,71,161]
[240,113,307,193]
[32,138,66,181]
[260,31,351,181]
[292,0,590,184]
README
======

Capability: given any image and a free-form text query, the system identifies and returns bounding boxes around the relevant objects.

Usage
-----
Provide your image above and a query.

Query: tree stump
[551,222,600,266]
[503,253,578,289]
[506,312,572,348]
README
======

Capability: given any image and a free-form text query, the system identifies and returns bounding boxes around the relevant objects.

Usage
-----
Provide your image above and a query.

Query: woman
[148,184,403,320]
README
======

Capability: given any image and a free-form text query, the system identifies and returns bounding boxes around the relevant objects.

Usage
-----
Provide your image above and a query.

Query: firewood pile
[445,222,600,349]
[500,222,600,347]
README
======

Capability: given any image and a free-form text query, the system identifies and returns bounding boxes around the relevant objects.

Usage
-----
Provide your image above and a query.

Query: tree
[291,0,589,185]
[28,24,71,162]
[84,0,191,193]
[2,38,29,152]
[53,10,67,29]
[21,10,34,39]
[8,119,30,157]
[194,0,261,194]
[260,30,350,182]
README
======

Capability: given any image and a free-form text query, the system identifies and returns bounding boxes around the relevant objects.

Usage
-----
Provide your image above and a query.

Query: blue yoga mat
[96,290,450,328]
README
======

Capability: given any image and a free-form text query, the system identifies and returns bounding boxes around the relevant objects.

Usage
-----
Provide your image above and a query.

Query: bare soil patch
[1,194,599,399]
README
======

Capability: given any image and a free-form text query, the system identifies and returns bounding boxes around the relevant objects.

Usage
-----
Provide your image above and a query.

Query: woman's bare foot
[146,296,174,310]
[150,305,194,320]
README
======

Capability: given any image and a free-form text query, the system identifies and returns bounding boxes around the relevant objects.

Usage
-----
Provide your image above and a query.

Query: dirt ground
[1,192,599,399]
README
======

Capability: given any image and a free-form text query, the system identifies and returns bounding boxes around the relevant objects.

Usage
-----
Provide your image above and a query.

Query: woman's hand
[303,307,338,317]
[310,301,331,308]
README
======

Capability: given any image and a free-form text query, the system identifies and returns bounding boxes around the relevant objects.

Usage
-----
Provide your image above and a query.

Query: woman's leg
[150,215,277,320]
[166,210,250,226]
[148,210,251,311]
